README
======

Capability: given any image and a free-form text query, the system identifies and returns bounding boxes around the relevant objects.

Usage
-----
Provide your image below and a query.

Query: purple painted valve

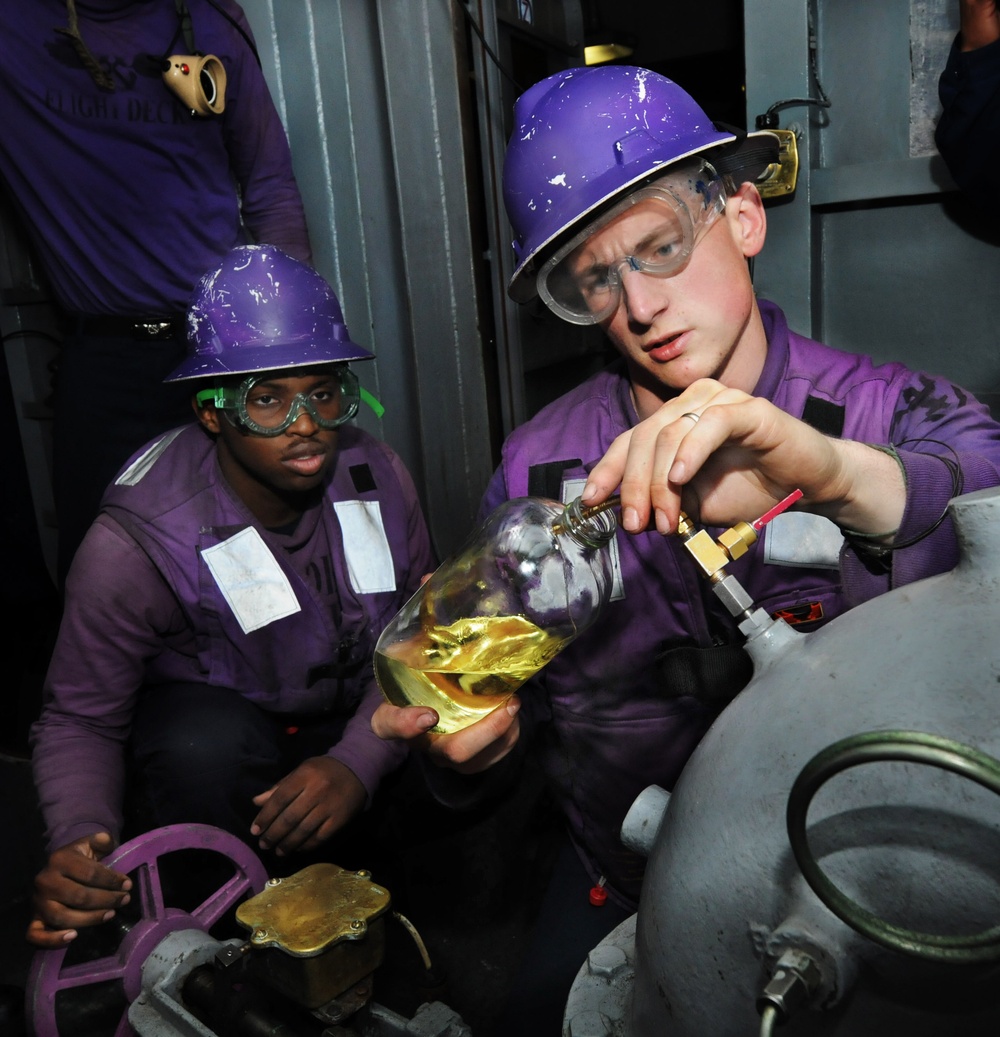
[26,824,268,1037]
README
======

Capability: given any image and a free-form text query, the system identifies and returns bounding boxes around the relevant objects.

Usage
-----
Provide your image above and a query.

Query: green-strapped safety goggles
[196,365,383,437]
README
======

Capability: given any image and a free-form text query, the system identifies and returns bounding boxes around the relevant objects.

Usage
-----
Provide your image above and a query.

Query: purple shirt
[480,299,1000,907]
[32,423,435,852]
[0,0,311,315]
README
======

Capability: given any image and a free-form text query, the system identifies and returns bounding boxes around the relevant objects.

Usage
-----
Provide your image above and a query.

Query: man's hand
[581,380,905,539]
[251,756,367,857]
[27,832,132,948]
[959,0,999,51]
[370,697,522,774]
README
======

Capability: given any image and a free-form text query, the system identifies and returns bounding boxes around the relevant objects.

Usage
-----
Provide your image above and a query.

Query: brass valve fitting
[678,515,759,581]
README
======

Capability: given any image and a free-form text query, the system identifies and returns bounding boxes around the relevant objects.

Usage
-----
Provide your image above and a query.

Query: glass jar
[375,495,617,733]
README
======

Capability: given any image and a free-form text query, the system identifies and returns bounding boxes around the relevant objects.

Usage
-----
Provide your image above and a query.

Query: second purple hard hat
[503,66,779,302]
[167,244,374,382]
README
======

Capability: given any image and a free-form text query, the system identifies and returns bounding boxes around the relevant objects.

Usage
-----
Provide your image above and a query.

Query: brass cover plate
[757,129,799,198]
[236,863,391,957]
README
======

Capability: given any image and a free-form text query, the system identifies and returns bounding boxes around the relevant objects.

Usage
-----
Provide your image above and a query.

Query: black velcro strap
[306,658,364,686]
[527,459,583,501]
[349,463,376,493]
[801,397,845,438]
[655,642,754,711]
[711,123,781,182]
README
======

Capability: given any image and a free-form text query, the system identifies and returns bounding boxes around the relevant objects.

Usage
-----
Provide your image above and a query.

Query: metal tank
[566,486,1000,1036]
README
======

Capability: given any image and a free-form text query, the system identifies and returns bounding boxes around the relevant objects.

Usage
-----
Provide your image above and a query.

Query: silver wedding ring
[680,411,700,424]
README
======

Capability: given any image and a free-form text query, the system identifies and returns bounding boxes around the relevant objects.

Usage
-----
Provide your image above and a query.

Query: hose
[786,729,1000,963]
[392,911,434,972]
[758,1004,779,1037]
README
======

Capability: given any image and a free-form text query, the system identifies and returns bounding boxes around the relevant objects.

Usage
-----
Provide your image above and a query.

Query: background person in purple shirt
[0,0,312,583]
[372,66,1000,1035]
[27,246,435,949]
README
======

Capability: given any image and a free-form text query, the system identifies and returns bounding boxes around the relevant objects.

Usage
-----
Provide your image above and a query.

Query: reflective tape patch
[202,526,301,634]
[115,428,186,486]
[334,500,396,594]
[764,512,843,570]
[561,477,624,602]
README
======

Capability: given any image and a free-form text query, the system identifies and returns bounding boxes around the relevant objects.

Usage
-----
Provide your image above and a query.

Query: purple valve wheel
[26,824,268,1037]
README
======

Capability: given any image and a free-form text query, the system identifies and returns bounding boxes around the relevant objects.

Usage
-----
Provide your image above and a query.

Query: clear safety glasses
[536,171,728,325]
[196,365,360,437]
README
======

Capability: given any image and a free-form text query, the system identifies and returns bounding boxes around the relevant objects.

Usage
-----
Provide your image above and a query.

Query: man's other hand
[250,756,367,857]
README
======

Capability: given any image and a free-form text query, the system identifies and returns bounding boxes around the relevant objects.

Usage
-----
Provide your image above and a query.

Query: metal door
[744,0,1000,413]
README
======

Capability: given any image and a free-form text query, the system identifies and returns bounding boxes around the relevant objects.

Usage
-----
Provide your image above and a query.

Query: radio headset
[161,0,261,117]
[59,0,261,116]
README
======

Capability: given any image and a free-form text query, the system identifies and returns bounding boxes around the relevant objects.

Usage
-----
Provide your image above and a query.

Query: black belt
[77,315,184,340]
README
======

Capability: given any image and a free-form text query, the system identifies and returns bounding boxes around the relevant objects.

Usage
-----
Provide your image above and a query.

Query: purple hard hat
[503,66,780,302]
[166,244,374,382]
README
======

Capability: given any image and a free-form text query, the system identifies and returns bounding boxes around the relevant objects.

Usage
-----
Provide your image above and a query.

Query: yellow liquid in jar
[375,614,569,734]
